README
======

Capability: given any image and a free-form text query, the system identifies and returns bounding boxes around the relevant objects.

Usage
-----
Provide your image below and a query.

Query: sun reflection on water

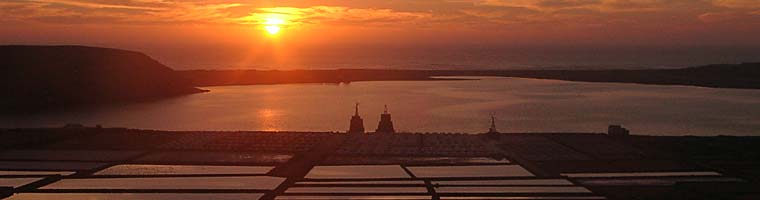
[258,108,282,132]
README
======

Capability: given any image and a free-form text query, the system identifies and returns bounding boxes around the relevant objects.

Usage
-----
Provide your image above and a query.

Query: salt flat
[305,165,410,179]
[95,164,273,175]
[41,176,285,190]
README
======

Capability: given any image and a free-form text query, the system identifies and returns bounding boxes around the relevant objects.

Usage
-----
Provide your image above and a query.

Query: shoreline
[4,126,759,138]
[179,63,760,90]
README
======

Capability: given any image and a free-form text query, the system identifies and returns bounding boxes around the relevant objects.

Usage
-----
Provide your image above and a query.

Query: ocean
[4,77,760,136]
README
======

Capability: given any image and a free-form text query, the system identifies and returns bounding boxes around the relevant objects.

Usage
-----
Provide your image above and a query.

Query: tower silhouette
[375,105,395,133]
[348,103,365,134]
[488,114,498,134]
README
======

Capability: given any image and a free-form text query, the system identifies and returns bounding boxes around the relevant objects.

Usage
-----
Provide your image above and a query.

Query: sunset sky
[2,0,759,69]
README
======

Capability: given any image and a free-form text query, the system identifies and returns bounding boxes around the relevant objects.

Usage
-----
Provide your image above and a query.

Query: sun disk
[265,25,281,35]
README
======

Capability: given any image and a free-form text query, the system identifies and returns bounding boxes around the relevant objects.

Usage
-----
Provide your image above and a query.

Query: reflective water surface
[434,186,592,194]
[4,77,760,135]
[438,196,606,199]
[285,187,428,194]
[275,195,431,200]
[6,193,265,200]
[305,165,410,179]
[297,180,425,185]
[561,171,722,178]
[41,176,285,190]
[0,177,44,188]
[433,179,574,186]
[408,165,534,178]
[94,164,273,175]
[577,177,744,186]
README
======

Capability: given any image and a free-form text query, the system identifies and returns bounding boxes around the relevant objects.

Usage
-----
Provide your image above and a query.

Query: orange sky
[1,0,759,69]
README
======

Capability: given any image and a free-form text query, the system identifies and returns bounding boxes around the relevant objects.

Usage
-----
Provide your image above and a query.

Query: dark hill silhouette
[1,45,205,113]
[180,63,760,89]
[2,45,757,113]
[492,62,760,89]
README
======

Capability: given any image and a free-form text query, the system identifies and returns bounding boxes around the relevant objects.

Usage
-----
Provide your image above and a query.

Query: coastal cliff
[0,45,205,112]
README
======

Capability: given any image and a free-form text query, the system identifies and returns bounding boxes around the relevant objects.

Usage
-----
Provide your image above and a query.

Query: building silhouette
[487,114,499,134]
[608,125,630,136]
[375,105,395,133]
[348,103,365,134]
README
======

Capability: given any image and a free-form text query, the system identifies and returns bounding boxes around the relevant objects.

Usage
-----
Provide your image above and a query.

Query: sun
[262,16,286,36]
[265,25,280,35]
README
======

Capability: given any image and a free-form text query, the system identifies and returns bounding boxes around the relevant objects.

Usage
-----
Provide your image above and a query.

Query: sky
[1,0,759,69]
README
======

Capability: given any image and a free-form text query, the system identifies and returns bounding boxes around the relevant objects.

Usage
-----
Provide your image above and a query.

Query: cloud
[0,0,244,25]
[699,10,760,23]
[233,6,432,28]
[29,0,168,11]
[479,0,700,12]
[535,0,602,9]
[1,0,434,27]
[0,0,757,29]
[712,0,760,8]
[700,11,741,22]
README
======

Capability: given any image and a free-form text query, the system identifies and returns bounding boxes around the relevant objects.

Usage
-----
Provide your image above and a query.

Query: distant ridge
[2,45,758,113]
[180,63,760,89]
[0,45,205,113]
